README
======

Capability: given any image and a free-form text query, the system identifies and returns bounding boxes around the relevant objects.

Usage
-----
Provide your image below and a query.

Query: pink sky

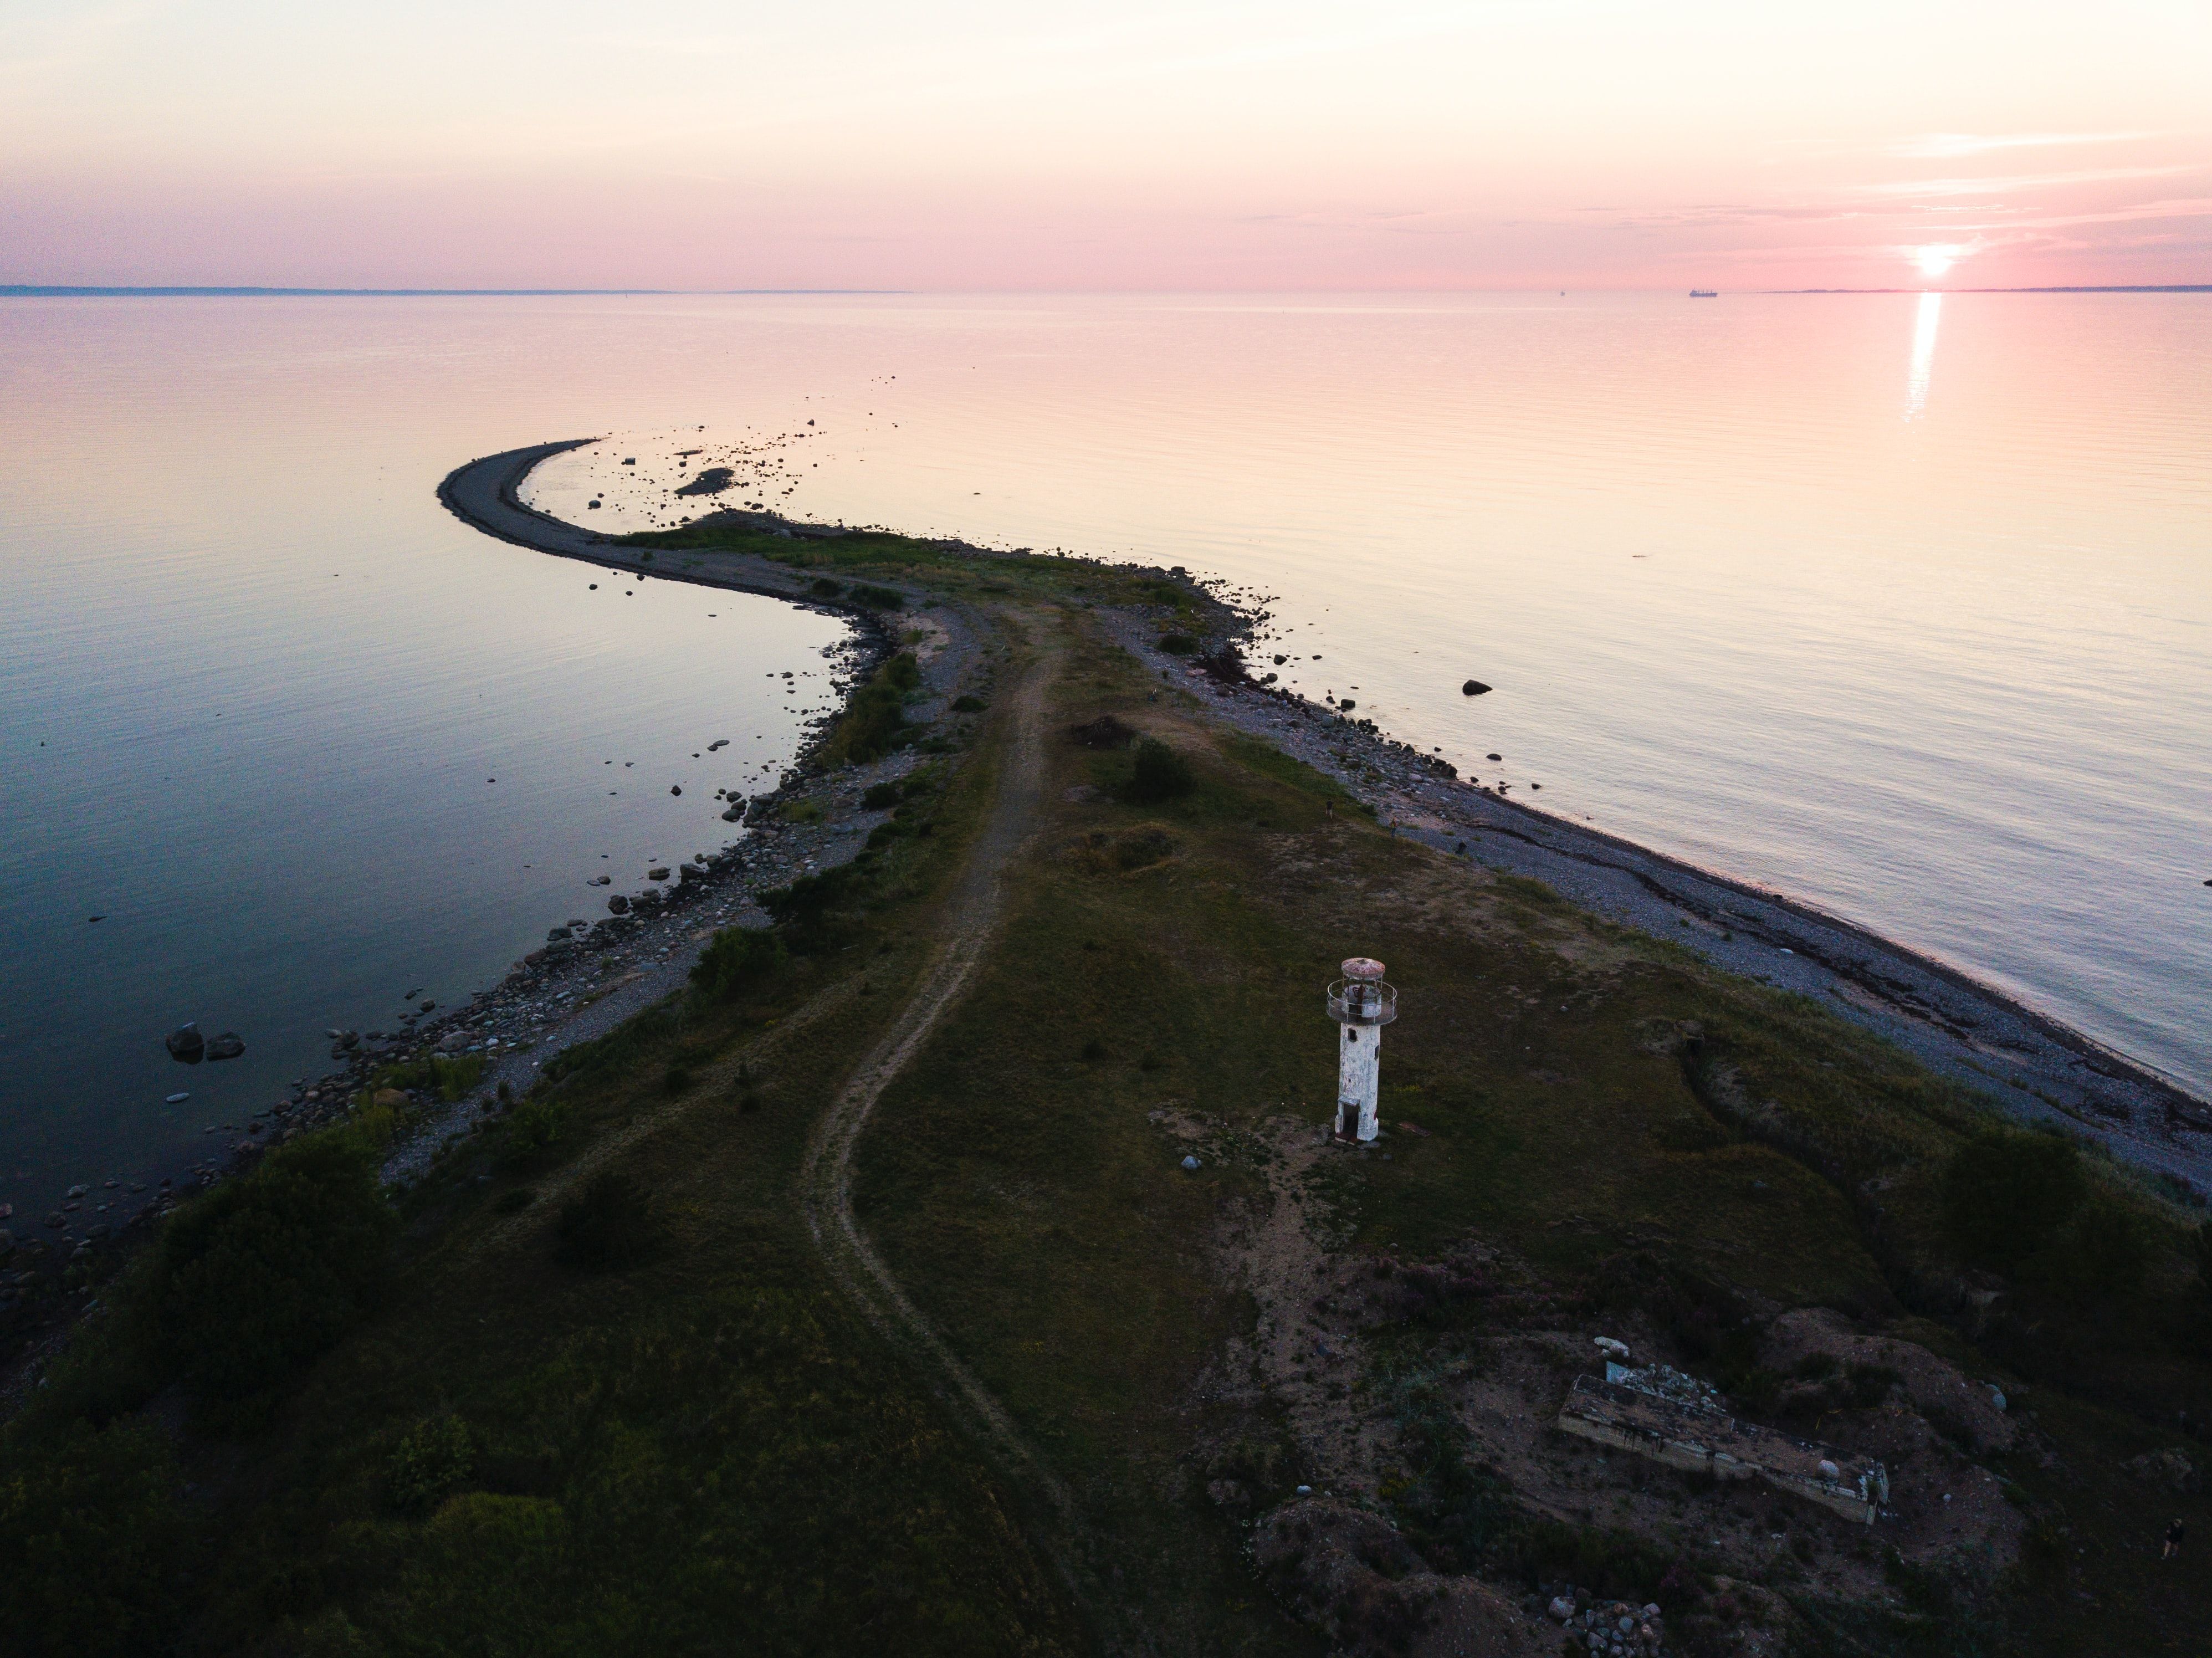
[3,0,2206,290]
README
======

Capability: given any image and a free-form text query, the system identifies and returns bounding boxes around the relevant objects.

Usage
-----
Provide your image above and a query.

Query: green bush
[374,1053,485,1104]
[0,1417,190,1658]
[1158,633,1199,655]
[852,584,904,610]
[554,1173,664,1273]
[761,863,866,929]
[504,1094,570,1161]
[1124,738,1195,804]
[146,1133,396,1406]
[690,926,786,1001]
[950,694,986,713]
[862,781,902,810]
[386,1493,572,1646]
[2033,1198,2150,1312]
[387,1415,476,1516]
[810,576,843,596]
[825,654,921,765]
[1942,1131,2086,1270]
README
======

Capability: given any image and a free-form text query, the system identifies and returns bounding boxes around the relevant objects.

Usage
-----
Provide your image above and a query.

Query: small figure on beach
[2165,1518,2187,1559]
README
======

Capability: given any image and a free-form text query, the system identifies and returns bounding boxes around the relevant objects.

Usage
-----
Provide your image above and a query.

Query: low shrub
[1943,1130,2086,1270]
[146,1132,397,1406]
[861,781,902,809]
[825,653,921,765]
[1159,633,1199,655]
[387,1414,476,1516]
[554,1172,664,1272]
[504,1094,570,1161]
[1069,714,1135,749]
[374,1053,485,1104]
[0,1416,190,1657]
[689,926,785,1001]
[852,584,904,610]
[950,694,986,713]
[810,577,842,596]
[1125,738,1195,804]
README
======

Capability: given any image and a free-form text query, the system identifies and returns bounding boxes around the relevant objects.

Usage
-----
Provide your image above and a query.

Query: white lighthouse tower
[1329,956,1397,1142]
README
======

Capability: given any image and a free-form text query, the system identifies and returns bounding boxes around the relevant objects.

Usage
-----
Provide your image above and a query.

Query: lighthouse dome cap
[1340,957,1386,980]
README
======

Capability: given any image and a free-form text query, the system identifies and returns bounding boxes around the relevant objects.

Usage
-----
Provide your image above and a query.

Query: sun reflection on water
[1905,291,1942,421]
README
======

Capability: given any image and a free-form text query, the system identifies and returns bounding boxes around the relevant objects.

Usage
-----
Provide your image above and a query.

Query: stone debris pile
[1544,1594,1666,1655]
[1558,1356,1888,1524]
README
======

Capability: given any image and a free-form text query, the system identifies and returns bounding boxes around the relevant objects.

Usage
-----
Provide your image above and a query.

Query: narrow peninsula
[5,442,2210,1658]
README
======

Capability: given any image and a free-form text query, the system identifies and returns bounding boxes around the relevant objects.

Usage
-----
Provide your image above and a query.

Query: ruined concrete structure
[1556,1364,1889,1524]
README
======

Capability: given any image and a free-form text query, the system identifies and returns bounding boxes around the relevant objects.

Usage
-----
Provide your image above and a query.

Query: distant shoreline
[0,285,912,298]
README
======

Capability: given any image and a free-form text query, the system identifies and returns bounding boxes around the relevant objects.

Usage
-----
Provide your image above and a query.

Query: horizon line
[3,282,2206,299]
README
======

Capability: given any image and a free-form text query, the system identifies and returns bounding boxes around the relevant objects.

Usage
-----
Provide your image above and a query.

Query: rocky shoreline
[1096,608,2212,1188]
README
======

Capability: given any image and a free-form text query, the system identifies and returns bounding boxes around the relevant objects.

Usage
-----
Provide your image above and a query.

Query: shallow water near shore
[0,304,853,1206]
[3,292,2208,1212]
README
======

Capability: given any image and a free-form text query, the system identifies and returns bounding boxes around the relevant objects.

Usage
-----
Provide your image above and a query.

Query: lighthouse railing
[1327,979,1397,1025]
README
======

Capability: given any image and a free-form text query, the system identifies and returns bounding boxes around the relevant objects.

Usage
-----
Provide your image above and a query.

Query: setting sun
[1914,244,1964,279]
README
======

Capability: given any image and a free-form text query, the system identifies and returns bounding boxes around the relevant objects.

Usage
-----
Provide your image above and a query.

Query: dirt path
[797,621,1076,1519]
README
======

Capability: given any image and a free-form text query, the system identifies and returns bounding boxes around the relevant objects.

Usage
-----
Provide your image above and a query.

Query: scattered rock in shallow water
[1462,679,1492,695]
[165,1023,204,1062]
[204,1032,245,1061]
[1487,752,1502,762]
[647,867,670,881]
[166,1091,189,1104]
[670,785,682,796]
[546,927,574,941]
[590,875,611,886]
[419,1000,436,1013]
[607,894,630,914]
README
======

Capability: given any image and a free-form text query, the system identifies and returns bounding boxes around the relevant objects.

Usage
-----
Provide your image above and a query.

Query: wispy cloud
[1891,131,2158,160]
[1857,163,2205,198]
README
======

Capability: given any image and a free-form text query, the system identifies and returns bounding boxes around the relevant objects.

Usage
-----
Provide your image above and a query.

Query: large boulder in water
[606,893,631,914]
[1461,679,1492,696]
[204,1031,245,1061]
[165,1023,204,1063]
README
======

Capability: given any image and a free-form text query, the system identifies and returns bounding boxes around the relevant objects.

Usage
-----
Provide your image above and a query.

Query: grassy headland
[6,516,2211,1658]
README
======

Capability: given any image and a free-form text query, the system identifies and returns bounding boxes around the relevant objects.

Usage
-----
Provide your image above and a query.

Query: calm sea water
[4,293,2208,1208]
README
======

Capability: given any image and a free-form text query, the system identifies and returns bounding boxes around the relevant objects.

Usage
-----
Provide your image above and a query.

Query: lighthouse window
[1346,1030,1359,1043]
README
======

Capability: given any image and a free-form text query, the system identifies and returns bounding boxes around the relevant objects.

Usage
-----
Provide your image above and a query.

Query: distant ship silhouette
[1689,289,1718,298]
